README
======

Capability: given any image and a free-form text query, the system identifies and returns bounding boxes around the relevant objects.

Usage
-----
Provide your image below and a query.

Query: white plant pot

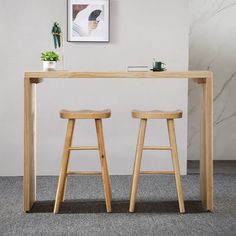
[43,61,57,71]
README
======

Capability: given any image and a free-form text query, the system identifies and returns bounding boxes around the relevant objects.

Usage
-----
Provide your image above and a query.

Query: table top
[24,71,213,79]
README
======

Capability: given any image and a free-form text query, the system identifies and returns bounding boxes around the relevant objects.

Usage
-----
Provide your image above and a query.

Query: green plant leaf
[40,51,60,62]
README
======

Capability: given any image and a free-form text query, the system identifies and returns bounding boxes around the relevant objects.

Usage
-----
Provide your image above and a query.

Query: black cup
[153,61,166,70]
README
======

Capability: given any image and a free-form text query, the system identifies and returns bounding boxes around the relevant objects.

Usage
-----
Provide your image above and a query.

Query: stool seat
[60,109,111,119]
[132,110,183,119]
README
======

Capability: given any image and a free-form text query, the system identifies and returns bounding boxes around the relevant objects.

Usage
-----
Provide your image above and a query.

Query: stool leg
[167,119,185,213]
[95,119,112,213]
[62,177,67,202]
[129,119,147,212]
[104,156,112,200]
[54,119,75,214]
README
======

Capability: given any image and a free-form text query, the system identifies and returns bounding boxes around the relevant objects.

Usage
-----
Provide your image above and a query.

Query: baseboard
[187,160,236,174]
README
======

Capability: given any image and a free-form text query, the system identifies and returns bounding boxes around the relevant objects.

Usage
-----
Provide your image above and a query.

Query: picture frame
[67,0,110,42]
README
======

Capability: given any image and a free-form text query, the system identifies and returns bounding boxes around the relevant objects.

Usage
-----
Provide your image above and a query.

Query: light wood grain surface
[132,110,183,119]
[24,71,213,79]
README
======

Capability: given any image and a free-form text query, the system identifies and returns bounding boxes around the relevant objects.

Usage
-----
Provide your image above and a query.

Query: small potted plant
[41,51,60,71]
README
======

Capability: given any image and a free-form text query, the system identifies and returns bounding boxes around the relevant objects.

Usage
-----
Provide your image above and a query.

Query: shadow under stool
[54,109,112,213]
[129,109,185,213]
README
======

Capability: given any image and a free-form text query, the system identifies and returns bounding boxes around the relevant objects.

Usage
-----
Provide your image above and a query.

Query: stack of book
[127,66,149,72]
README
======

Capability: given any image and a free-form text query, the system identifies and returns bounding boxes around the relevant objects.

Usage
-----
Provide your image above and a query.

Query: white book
[127,66,149,72]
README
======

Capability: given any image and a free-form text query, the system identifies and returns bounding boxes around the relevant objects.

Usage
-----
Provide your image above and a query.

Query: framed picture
[67,0,109,42]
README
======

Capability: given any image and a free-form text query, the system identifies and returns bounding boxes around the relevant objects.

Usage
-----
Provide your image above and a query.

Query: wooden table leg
[24,77,37,212]
[200,76,213,211]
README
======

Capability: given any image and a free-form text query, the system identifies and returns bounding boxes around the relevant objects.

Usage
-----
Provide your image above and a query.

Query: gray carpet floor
[0,174,236,236]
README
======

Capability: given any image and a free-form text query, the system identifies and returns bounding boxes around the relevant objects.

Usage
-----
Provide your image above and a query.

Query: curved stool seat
[132,110,183,119]
[60,109,111,119]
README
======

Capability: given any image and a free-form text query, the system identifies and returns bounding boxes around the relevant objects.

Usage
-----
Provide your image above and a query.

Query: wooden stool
[54,109,112,213]
[129,110,185,213]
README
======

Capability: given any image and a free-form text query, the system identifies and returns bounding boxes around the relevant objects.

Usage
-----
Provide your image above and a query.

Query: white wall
[0,0,189,175]
[189,0,236,160]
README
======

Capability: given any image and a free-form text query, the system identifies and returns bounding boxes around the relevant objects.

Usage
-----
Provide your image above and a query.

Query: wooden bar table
[24,71,213,212]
